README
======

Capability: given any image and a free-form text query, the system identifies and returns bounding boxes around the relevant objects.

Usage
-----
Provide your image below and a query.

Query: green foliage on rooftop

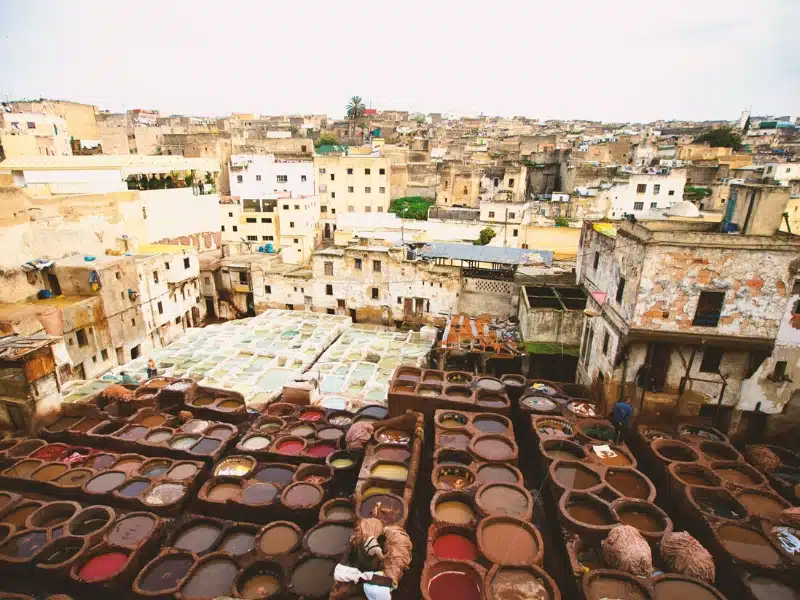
[693,126,743,150]
[389,196,434,221]
[474,227,497,246]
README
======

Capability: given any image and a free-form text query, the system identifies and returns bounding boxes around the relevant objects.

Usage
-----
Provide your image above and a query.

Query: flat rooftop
[0,155,220,174]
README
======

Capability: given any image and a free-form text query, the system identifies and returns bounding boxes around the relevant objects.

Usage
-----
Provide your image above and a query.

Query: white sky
[1,0,798,122]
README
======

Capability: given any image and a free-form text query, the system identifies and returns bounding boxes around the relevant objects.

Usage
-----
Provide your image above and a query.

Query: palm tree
[346,96,366,139]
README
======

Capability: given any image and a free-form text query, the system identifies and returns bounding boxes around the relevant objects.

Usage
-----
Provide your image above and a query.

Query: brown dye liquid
[240,573,280,598]
[242,483,278,505]
[619,509,662,532]
[140,415,167,427]
[359,494,404,524]
[588,577,647,600]
[653,579,719,600]
[306,523,353,556]
[74,417,103,433]
[8,460,41,478]
[606,471,650,499]
[554,465,600,490]
[259,524,299,555]
[283,483,322,507]
[54,468,93,487]
[107,515,156,546]
[181,557,238,598]
[138,555,194,592]
[491,568,550,600]
[3,505,39,526]
[481,522,538,564]
[205,426,235,440]
[174,523,222,553]
[567,502,612,526]
[113,458,142,475]
[473,438,514,460]
[166,463,199,480]
[436,468,473,489]
[596,449,632,467]
[678,471,715,486]
[738,492,787,520]
[746,576,799,600]
[221,531,256,555]
[32,464,68,481]
[717,468,757,486]
[718,525,781,567]
[376,446,410,462]
[477,465,518,484]
[290,557,336,598]
[547,449,583,461]
[479,486,529,517]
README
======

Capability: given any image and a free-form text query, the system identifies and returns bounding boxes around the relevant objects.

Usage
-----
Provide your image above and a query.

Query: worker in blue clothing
[611,397,633,443]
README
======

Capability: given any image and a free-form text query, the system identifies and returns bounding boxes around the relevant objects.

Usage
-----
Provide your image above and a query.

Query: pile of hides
[602,525,652,577]
[660,532,715,583]
[350,518,412,587]
[744,445,782,471]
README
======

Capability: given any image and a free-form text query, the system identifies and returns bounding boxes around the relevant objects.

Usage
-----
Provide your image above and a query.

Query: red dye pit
[433,534,477,561]
[79,551,129,582]
[276,440,304,455]
[31,445,68,462]
[428,570,480,600]
[299,411,324,422]
[306,443,336,458]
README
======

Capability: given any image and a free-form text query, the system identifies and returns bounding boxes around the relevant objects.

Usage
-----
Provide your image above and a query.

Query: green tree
[693,126,743,150]
[389,197,434,220]
[315,132,341,148]
[346,96,366,137]
[554,216,570,227]
[474,227,497,246]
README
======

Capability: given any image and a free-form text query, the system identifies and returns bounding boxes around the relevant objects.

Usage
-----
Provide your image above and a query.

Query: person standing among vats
[611,397,633,442]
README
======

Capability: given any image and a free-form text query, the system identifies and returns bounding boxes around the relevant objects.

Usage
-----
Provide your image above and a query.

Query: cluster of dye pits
[628,424,800,599]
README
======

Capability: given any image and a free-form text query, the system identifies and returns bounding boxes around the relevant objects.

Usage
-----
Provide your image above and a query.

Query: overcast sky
[1,0,798,122]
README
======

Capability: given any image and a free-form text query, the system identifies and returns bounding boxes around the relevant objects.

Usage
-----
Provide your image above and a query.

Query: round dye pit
[144,429,173,444]
[472,436,515,461]
[137,554,194,592]
[207,482,242,502]
[166,462,199,480]
[591,444,634,467]
[653,440,699,463]
[282,482,323,508]
[181,419,210,434]
[291,557,337,598]
[586,572,649,600]
[89,454,116,470]
[652,576,724,600]
[305,523,354,557]
[535,418,574,437]
[433,533,477,561]
[477,484,530,518]
[477,392,507,407]
[299,409,325,422]
[689,488,747,520]
[440,432,471,451]
[85,471,126,494]
[426,566,482,600]
[489,566,553,600]
[700,441,740,462]
[37,538,85,567]
[435,499,475,524]
[435,465,475,490]
[476,463,521,485]
[274,438,305,455]
[239,568,281,598]
[118,426,149,441]
[254,466,295,486]
[376,428,411,444]
[371,462,409,481]
[542,440,587,462]
[746,576,799,600]
[565,498,615,527]
[317,427,345,441]
[606,469,652,500]
[717,524,782,567]
[78,551,129,582]
[112,457,142,475]
[579,421,616,442]
[29,503,78,528]
[139,414,167,428]
[68,507,113,536]
[206,426,235,440]
[241,436,272,452]
[216,399,243,411]
[6,459,42,478]
[438,412,469,429]
[613,500,668,534]
[736,490,789,521]
[552,462,601,491]
[671,464,720,487]
[323,502,355,522]
[221,530,256,555]
[305,442,337,458]
[522,396,558,413]
[0,531,48,558]
[2,504,40,527]
[143,483,185,506]
[74,417,103,433]
[181,557,238,597]
[175,523,222,554]
[479,518,540,565]
[117,479,151,498]
[289,424,315,438]
[140,460,171,477]
[32,463,68,481]
[472,415,510,434]
[169,435,200,450]
[31,444,69,461]
[330,456,356,469]
[258,523,300,555]
[214,457,255,477]
[359,494,405,525]
[107,514,156,546]
[679,425,725,443]
[54,468,93,487]
[242,483,279,505]
[48,417,82,433]
[192,396,215,407]
[714,463,763,487]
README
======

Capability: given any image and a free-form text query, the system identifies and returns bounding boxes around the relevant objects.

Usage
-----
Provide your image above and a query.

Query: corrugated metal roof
[417,243,553,266]
[0,335,59,360]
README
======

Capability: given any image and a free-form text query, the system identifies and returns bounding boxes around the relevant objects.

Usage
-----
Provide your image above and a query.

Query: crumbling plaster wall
[633,244,791,339]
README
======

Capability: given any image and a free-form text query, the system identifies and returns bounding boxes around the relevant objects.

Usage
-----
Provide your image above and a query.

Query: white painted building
[229,154,315,199]
[598,172,687,219]
[763,162,800,184]
[0,111,72,156]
